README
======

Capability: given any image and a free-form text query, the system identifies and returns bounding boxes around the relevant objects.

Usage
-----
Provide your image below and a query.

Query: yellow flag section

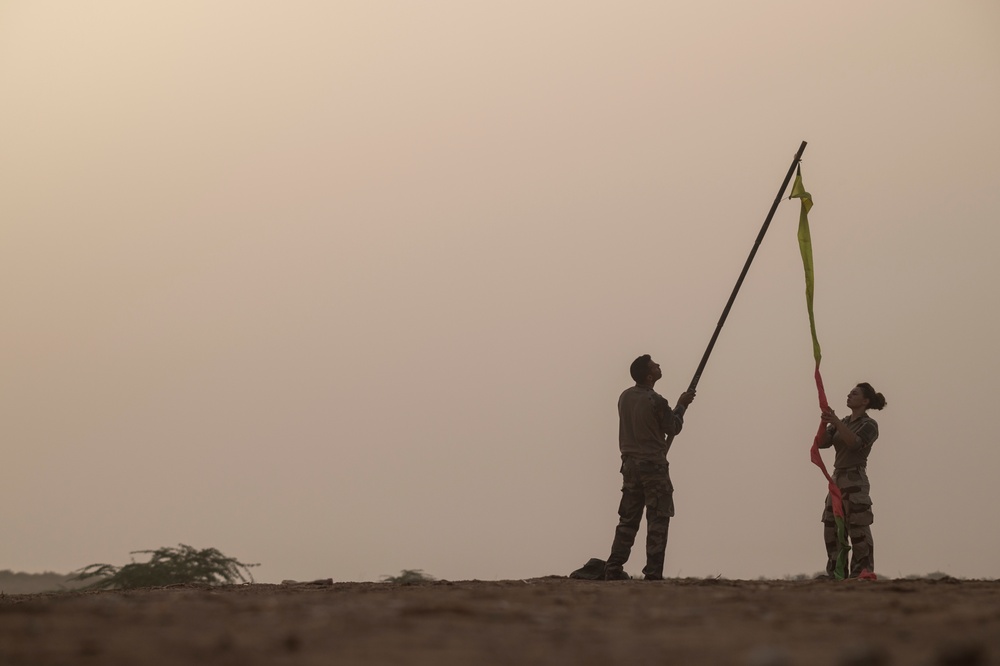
[791,171,820,365]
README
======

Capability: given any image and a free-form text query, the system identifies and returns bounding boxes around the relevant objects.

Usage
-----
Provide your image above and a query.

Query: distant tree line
[0,570,88,595]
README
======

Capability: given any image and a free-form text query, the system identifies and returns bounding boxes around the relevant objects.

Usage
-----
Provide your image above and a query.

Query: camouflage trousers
[822,466,875,578]
[606,456,674,579]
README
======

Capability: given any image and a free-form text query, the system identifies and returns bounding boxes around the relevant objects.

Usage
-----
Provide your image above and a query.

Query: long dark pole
[685,140,808,394]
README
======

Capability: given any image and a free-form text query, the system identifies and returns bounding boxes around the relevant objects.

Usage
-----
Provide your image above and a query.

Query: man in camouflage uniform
[818,384,881,578]
[603,355,695,581]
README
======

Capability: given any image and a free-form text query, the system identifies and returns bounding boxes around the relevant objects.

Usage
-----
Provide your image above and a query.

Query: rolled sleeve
[856,420,879,451]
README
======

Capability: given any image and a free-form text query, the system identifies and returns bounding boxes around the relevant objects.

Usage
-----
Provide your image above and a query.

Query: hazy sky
[2,2,999,583]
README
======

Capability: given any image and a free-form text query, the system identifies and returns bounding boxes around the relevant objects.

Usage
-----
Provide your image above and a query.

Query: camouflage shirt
[818,413,879,469]
[618,386,684,462]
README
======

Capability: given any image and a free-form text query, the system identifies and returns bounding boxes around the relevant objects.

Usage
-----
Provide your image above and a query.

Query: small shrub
[70,544,258,590]
[926,571,954,581]
[781,573,813,581]
[382,569,435,584]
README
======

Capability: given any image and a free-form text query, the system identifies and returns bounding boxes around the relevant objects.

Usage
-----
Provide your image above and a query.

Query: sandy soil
[1,577,998,665]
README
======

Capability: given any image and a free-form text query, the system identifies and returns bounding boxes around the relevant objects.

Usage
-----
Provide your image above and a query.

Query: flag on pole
[790,167,850,580]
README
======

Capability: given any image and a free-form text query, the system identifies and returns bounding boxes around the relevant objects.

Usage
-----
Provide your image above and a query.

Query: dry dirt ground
[1,577,998,666]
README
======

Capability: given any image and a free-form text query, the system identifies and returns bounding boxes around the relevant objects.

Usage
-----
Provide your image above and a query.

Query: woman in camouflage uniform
[818,382,887,578]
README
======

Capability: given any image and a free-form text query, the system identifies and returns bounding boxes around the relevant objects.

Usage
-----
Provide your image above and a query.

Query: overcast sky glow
[2,1,999,582]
